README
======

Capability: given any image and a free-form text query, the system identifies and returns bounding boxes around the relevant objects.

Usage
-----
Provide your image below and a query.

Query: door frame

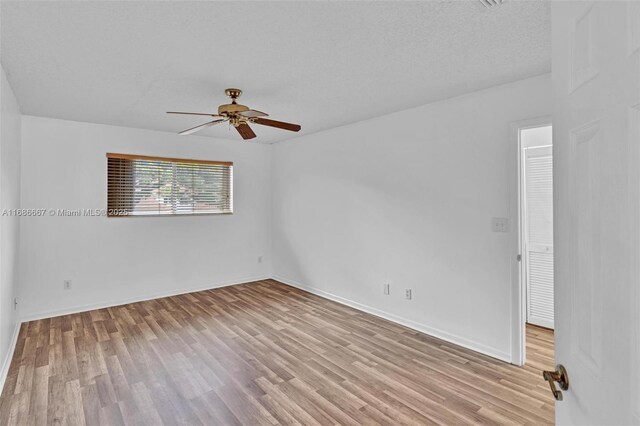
[509,116,552,366]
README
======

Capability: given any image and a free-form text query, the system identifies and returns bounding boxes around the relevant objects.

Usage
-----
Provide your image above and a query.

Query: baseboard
[0,321,21,395]
[20,274,271,322]
[272,275,512,363]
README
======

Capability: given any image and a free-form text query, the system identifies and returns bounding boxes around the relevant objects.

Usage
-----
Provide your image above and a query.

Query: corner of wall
[0,63,23,394]
[265,142,275,278]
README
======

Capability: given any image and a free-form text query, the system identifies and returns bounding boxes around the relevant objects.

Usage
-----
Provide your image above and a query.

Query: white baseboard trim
[272,275,512,364]
[20,274,271,322]
[0,321,21,394]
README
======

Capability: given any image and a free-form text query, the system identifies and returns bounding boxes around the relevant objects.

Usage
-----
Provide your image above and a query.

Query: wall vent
[479,0,505,8]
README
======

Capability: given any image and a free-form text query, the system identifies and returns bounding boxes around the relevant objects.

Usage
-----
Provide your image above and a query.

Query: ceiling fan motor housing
[218,103,250,115]
[219,88,249,115]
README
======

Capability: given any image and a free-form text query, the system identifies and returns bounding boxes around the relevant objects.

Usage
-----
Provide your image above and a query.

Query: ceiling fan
[167,88,301,139]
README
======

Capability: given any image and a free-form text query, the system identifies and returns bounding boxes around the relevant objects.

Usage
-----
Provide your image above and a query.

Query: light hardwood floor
[525,324,555,374]
[0,280,555,425]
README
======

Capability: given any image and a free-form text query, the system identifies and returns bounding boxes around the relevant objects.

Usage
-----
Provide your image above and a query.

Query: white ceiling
[0,1,550,143]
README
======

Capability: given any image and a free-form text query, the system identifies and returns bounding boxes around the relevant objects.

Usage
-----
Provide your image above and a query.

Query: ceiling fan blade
[179,119,226,135]
[235,123,256,140]
[238,109,269,118]
[252,117,301,132]
[168,111,222,117]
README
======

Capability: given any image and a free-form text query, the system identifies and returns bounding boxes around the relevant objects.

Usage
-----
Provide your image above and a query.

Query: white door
[553,1,640,424]
[524,145,554,329]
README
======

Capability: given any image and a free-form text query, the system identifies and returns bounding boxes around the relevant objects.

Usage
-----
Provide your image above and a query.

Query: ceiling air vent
[479,0,504,7]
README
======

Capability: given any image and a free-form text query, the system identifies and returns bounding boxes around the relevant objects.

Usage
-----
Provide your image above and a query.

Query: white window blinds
[107,153,233,216]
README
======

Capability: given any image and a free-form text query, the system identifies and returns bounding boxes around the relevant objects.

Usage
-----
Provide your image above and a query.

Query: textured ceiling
[0,1,550,143]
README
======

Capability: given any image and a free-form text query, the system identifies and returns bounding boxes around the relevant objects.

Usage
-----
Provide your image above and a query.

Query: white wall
[0,66,22,381]
[271,74,552,361]
[19,116,271,320]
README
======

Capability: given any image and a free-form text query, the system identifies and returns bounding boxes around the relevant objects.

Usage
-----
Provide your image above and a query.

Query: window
[107,153,232,216]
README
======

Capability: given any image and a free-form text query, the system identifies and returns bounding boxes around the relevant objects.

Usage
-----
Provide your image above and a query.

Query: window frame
[106,153,233,218]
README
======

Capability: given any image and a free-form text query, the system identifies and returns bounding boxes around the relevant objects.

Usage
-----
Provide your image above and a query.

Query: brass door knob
[542,364,569,401]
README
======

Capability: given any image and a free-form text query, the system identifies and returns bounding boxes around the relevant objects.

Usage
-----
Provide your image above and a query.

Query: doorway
[516,121,555,368]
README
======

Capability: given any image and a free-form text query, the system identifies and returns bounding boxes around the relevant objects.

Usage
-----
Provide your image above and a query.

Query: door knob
[542,364,569,401]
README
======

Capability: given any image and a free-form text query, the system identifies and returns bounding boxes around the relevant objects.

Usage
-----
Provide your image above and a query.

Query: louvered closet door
[524,145,554,329]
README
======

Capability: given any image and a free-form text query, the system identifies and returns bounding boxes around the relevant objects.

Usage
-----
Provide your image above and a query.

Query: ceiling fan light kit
[167,88,301,140]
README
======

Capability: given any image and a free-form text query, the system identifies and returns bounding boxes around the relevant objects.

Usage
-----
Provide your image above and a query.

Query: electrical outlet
[383,283,390,295]
[63,280,72,290]
[258,256,263,263]
[405,289,412,300]
[491,217,509,232]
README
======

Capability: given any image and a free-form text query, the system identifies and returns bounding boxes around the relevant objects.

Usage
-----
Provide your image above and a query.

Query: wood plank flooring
[525,324,554,374]
[0,280,555,425]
